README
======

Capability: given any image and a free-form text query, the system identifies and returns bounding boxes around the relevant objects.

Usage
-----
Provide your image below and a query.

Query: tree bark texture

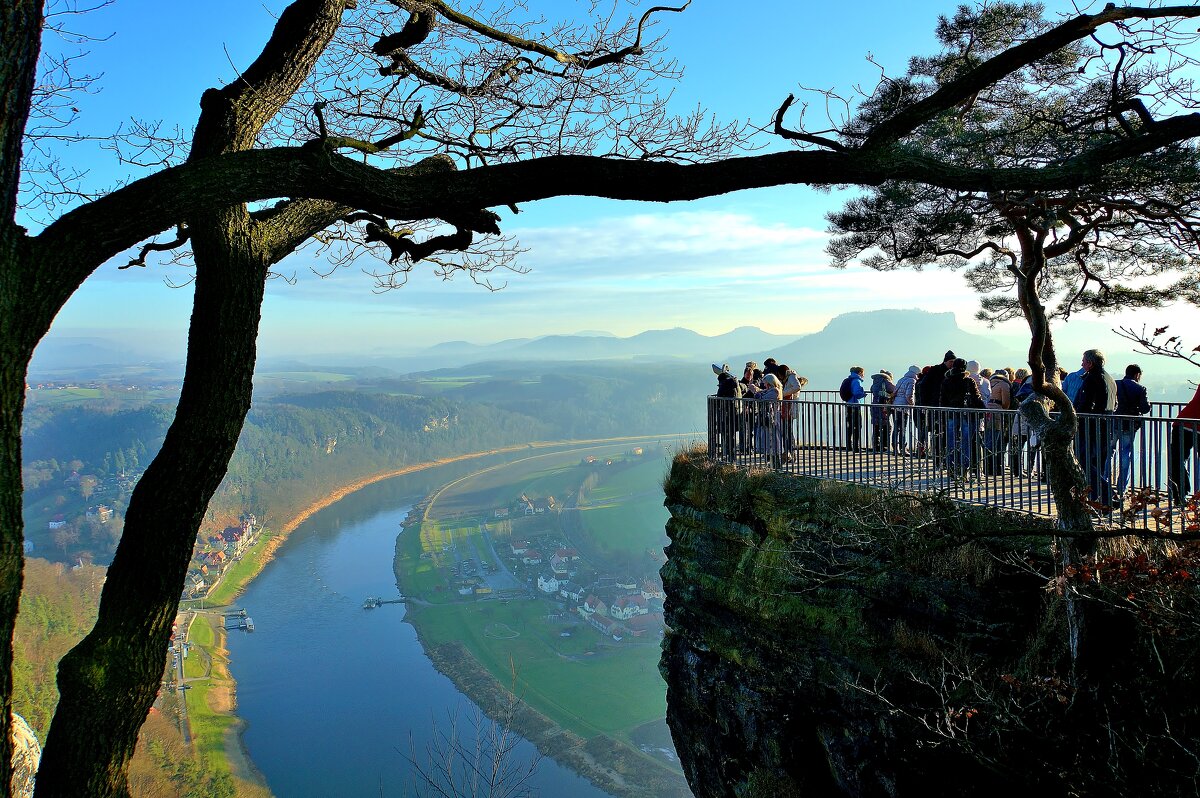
[0,3,44,787]
[0,249,33,796]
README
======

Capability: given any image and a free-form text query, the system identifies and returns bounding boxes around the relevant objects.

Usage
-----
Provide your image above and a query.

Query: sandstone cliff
[660,451,1200,797]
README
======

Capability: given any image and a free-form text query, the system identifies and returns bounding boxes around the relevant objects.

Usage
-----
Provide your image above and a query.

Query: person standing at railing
[739,362,761,453]
[754,373,785,468]
[1169,384,1200,505]
[891,365,920,455]
[941,358,985,480]
[919,351,957,460]
[712,363,744,463]
[868,370,896,452]
[983,367,1011,475]
[1073,348,1118,508]
[966,360,990,469]
[841,366,867,451]
[1009,368,1035,475]
[780,366,807,455]
[1112,364,1151,502]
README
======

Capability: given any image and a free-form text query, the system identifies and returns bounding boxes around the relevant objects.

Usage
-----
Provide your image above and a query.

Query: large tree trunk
[1012,233,1094,537]
[0,257,33,795]
[34,215,268,796]
[1,2,47,790]
[1013,233,1094,680]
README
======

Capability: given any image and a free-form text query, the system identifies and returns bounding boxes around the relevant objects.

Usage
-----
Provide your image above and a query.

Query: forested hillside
[20,361,709,565]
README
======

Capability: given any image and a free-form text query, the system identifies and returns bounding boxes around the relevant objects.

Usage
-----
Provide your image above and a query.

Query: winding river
[226,449,618,797]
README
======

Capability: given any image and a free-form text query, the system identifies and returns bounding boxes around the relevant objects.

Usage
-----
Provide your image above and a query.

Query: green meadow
[577,456,672,562]
[411,600,665,741]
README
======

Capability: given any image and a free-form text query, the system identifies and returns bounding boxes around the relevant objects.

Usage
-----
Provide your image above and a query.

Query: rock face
[660,453,1200,798]
[11,713,40,798]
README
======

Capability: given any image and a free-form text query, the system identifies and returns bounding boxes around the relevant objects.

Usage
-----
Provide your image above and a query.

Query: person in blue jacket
[842,367,866,450]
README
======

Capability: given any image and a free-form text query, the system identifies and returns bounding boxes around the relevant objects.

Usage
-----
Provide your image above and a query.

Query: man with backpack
[840,367,867,451]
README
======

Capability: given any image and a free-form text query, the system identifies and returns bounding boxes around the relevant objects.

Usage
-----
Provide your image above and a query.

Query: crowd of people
[712,348,1200,511]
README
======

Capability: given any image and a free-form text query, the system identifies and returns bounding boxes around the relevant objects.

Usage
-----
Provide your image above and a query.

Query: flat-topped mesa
[659,450,1200,798]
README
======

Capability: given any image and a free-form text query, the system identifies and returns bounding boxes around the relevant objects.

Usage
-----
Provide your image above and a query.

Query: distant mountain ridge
[726,309,1024,390]
[418,326,802,365]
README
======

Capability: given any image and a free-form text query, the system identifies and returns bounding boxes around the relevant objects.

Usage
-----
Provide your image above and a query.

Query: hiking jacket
[940,371,985,409]
[987,374,1011,410]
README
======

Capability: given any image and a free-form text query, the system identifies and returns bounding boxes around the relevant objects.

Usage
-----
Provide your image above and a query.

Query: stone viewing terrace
[707,392,1195,532]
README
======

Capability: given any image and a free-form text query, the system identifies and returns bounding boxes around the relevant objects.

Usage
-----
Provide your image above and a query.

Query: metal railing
[707,395,1200,531]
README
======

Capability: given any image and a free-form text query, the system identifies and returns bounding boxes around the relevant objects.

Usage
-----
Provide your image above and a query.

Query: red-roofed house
[588,615,624,641]
[626,612,664,637]
[510,540,530,555]
[580,594,608,617]
[521,550,543,565]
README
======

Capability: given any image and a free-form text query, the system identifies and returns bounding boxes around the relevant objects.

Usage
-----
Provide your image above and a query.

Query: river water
[226,450,618,797]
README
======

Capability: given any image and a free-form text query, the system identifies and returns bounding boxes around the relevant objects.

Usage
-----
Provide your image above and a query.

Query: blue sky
[30,0,1200,364]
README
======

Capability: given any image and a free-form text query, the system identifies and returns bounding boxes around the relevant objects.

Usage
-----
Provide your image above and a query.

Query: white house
[609,594,649,620]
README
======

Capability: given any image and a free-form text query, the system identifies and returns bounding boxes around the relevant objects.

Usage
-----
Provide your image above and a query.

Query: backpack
[872,381,893,404]
[839,377,853,402]
[716,375,744,400]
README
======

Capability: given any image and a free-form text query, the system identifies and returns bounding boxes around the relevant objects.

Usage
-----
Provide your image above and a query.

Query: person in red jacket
[1170,385,1200,505]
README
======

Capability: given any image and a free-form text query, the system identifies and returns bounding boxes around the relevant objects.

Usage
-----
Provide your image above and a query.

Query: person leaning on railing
[1169,384,1200,506]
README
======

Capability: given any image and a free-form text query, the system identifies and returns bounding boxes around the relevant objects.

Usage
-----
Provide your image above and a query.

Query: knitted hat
[944,350,956,361]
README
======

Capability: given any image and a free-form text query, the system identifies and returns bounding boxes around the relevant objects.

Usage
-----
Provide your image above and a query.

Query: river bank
[202,435,692,607]
[403,611,691,798]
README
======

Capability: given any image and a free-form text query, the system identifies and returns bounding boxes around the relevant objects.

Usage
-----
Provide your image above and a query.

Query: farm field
[395,436,681,754]
[255,371,353,383]
[576,455,672,565]
[411,600,665,741]
[425,443,636,520]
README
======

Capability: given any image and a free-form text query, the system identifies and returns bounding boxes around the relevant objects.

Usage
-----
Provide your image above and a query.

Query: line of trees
[6,1,1200,794]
